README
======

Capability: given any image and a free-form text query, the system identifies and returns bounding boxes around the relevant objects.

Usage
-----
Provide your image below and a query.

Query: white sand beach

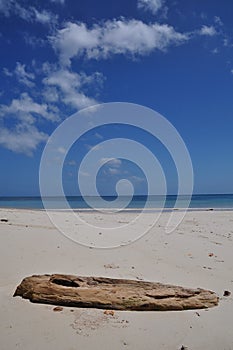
[1,208,233,350]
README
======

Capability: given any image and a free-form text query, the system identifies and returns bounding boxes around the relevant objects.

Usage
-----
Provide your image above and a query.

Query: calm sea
[0,194,233,210]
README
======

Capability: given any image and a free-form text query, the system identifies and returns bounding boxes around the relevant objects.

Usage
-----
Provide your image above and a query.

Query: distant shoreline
[1,194,233,210]
[1,207,233,212]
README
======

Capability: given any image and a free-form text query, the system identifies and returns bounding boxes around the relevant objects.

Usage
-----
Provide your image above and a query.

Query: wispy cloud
[100,158,123,176]
[100,158,122,167]
[214,16,223,27]
[108,167,121,175]
[199,25,217,36]
[16,62,35,87]
[0,0,57,26]
[137,0,164,15]
[130,175,145,183]
[79,171,90,177]
[0,0,12,16]
[94,132,103,140]
[212,48,219,54]
[3,62,35,87]
[50,0,65,4]
[67,160,76,166]
[33,8,57,25]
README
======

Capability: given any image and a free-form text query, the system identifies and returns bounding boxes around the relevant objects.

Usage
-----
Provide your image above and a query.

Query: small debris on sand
[208,253,214,257]
[104,263,119,269]
[0,218,8,222]
[180,346,188,350]
[53,306,63,312]
[223,290,231,297]
[104,310,115,316]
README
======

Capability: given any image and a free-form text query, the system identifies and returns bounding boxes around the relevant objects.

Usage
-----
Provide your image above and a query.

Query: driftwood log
[14,274,218,311]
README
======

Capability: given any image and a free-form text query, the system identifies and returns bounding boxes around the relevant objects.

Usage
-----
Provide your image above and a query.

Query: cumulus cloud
[51,19,188,65]
[0,59,103,154]
[199,25,217,36]
[0,6,220,157]
[0,92,59,154]
[0,93,59,123]
[43,66,103,109]
[0,125,47,155]
[137,0,164,14]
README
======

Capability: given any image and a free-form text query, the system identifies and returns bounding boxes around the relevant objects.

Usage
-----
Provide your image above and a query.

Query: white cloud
[214,16,223,27]
[0,92,59,155]
[94,132,103,140]
[3,62,35,87]
[0,124,47,155]
[67,160,76,166]
[199,25,217,36]
[138,0,164,15]
[0,93,59,123]
[79,171,90,177]
[100,158,122,167]
[86,143,102,151]
[212,48,219,54]
[57,146,66,154]
[3,67,13,77]
[0,0,11,16]
[33,8,57,25]
[100,158,123,175]
[15,62,35,87]
[108,167,121,175]
[43,66,102,109]
[0,0,57,26]
[50,0,65,3]
[51,19,188,65]
[23,34,47,48]
[130,175,145,183]
[42,86,60,103]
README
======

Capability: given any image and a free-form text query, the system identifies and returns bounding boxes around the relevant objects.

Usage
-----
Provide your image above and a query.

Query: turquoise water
[0,194,233,209]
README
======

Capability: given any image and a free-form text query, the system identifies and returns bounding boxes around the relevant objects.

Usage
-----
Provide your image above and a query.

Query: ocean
[0,194,233,210]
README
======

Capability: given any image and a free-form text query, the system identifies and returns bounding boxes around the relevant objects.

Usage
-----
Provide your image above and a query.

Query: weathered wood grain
[14,274,218,311]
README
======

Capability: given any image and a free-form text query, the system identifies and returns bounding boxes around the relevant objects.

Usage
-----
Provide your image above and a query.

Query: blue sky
[0,0,233,196]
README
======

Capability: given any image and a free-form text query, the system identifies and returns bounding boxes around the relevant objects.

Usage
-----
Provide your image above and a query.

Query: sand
[0,208,233,350]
